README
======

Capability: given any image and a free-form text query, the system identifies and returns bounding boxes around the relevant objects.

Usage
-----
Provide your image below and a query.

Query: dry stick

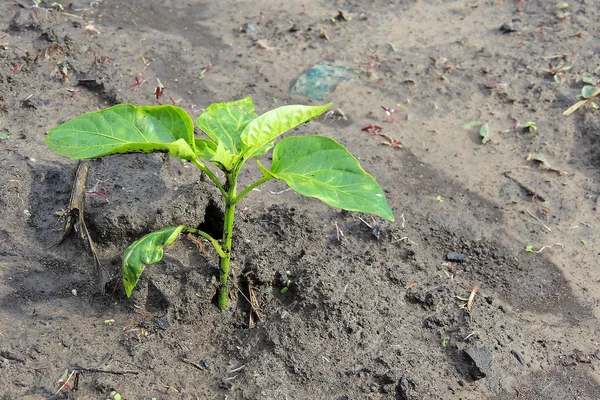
[525,210,552,232]
[358,216,373,229]
[229,365,246,374]
[333,221,344,241]
[231,280,261,328]
[267,188,291,195]
[247,280,262,328]
[180,358,205,371]
[463,331,480,341]
[51,161,108,284]
[466,287,479,312]
[503,172,546,201]
[73,366,140,375]
[55,370,76,395]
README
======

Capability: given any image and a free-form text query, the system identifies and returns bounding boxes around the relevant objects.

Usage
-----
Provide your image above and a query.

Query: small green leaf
[582,85,598,99]
[524,121,537,131]
[46,104,196,161]
[0,131,9,140]
[480,123,490,144]
[269,135,394,221]
[194,138,217,160]
[461,120,481,130]
[240,103,331,159]
[196,97,256,155]
[211,142,240,171]
[582,76,598,84]
[554,74,561,84]
[122,225,185,297]
[525,245,534,252]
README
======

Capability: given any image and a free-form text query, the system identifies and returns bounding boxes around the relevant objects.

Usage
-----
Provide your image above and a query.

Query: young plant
[45,97,394,309]
[563,76,600,116]
[540,60,573,83]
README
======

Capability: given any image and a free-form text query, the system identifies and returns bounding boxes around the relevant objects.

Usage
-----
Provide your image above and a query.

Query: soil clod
[463,347,492,380]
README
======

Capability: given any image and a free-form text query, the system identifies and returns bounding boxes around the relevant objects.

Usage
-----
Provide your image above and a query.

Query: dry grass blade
[467,286,479,312]
[50,161,106,285]
[248,280,262,328]
[563,87,600,116]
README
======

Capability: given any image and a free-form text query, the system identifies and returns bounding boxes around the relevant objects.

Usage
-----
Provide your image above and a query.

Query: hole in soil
[197,199,223,239]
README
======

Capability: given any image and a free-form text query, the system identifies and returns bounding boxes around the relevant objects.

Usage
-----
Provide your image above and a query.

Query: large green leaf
[269,136,394,221]
[46,104,196,161]
[122,225,185,297]
[240,103,331,159]
[196,97,257,154]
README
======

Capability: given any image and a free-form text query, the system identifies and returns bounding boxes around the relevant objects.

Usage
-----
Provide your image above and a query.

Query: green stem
[183,227,226,258]
[233,175,272,205]
[218,172,237,309]
[190,158,226,197]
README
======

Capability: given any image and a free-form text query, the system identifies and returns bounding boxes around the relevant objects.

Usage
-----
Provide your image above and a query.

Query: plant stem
[233,175,272,205]
[191,158,226,197]
[218,172,237,309]
[182,227,225,258]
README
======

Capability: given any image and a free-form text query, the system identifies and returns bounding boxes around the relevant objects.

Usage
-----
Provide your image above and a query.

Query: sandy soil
[1,0,600,398]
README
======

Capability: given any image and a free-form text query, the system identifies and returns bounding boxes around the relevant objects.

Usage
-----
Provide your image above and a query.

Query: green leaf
[554,74,561,84]
[212,142,240,171]
[461,120,481,130]
[269,135,394,221]
[46,104,196,161]
[240,103,331,159]
[122,225,185,297]
[194,138,217,160]
[480,123,490,144]
[582,85,598,99]
[196,97,256,155]
[524,121,537,131]
[582,77,598,84]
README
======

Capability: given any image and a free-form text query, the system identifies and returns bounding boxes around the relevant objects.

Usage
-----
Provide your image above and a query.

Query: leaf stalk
[190,157,227,197]
[233,175,272,205]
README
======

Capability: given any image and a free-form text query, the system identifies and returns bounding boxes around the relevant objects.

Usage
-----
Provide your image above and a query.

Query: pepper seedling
[46,97,394,309]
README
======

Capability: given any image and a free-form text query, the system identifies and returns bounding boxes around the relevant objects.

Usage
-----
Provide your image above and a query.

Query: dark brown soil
[1,0,599,399]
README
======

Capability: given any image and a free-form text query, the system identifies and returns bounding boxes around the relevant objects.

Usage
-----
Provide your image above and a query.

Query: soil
[1,0,600,399]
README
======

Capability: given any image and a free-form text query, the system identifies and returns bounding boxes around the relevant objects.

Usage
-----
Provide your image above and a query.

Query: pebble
[446,252,465,262]
[499,19,523,33]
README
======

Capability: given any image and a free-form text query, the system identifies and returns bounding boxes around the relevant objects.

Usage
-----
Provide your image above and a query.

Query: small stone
[446,252,465,262]
[511,349,525,365]
[71,289,77,296]
[372,225,383,239]
[463,347,492,380]
[156,315,170,330]
[240,23,258,34]
[499,19,523,33]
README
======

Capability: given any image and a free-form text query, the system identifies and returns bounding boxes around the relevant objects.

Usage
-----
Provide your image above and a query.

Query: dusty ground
[1,0,600,398]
